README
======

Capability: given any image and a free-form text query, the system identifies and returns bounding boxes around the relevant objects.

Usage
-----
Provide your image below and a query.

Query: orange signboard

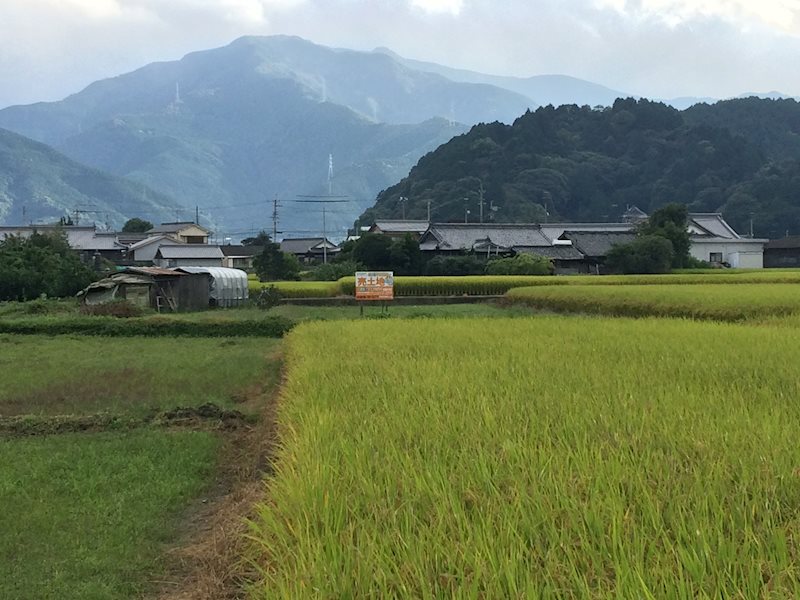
[355,271,394,301]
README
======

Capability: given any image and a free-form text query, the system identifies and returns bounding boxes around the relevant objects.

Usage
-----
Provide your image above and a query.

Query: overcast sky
[1,0,800,109]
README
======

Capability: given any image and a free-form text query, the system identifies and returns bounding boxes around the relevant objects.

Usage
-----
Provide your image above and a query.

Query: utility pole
[464,208,471,223]
[195,205,199,225]
[427,200,432,222]
[478,181,485,223]
[399,196,407,220]
[271,195,282,242]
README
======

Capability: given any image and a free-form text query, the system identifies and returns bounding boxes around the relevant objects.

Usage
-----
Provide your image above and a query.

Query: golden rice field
[506,283,800,321]
[250,317,800,598]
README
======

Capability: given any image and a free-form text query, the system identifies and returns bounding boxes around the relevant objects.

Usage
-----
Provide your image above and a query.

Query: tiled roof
[421,224,551,251]
[562,231,637,257]
[371,220,429,234]
[515,245,585,260]
[220,245,263,256]
[688,213,740,239]
[765,236,800,250]
[279,238,338,254]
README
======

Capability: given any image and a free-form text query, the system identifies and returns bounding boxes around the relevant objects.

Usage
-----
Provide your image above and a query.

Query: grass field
[250,317,800,597]
[0,430,219,600]
[0,335,281,416]
[506,283,800,321]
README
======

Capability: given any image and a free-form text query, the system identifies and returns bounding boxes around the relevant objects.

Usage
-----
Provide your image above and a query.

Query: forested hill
[361,97,800,239]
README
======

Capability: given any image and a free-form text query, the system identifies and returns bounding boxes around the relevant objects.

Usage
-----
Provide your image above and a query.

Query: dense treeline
[360,97,800,238]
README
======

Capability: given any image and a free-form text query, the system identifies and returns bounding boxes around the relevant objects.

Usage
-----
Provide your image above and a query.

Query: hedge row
[0,315,295,337]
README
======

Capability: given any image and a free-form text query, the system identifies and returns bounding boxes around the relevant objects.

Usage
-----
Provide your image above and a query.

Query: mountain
[0,36,540,236]
[373,47,628,108]
[360,97,800,239]
[0,127,182,227]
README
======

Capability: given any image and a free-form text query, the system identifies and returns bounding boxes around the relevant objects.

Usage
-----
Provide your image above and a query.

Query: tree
[486,253,553,275]
[388,234,424,275]
[606,235,674,274]
[121,218,154,233]
[241,230,272,246]
[639,203,691,268]
[0,231,96,301]
[352,234,394,270]
[253,243,300,281]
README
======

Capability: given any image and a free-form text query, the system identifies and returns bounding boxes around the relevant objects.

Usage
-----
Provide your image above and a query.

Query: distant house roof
[220,244,263,257]
[561,231,637,258]
[155,245,224,259]
[420,223,552,251]
[0,225,126,251]
[369,220,429,235]
[148,221,211,235]
[622,205,649,223]
[129,234,182,251]
[115,232,150,246]
[688,213,741,239]
[539,223,634,242]
[279,238,339,254]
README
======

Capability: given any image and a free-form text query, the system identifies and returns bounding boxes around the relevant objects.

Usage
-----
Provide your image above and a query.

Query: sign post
[355,271,394,316]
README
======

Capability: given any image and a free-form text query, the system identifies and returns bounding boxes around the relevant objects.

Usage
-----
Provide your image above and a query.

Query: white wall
[690,241,764,268]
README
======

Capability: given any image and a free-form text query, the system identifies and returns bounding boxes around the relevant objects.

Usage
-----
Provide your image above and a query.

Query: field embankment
[250,317,800,597]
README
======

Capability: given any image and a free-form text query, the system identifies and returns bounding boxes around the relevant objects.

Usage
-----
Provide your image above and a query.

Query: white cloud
[595,0,800,34]
[409,0,464,16]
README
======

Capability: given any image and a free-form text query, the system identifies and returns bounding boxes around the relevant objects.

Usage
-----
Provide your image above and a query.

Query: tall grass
[506,283,800,321]
[250,317,800,597]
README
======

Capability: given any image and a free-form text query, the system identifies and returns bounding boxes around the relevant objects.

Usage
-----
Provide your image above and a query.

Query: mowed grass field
[0,333,283,598]
[0,335,281,416]
[0,430,218,600]
[250,317,800,597]
[506,283,800,321]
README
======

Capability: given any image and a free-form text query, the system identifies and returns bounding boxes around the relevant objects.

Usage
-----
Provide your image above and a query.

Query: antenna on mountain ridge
[328,153,334,196]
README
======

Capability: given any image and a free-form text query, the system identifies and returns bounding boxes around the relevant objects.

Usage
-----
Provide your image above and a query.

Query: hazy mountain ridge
[0,128,182,227]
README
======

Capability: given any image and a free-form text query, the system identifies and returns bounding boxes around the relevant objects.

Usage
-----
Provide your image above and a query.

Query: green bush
[79,300,144,318]
[309,260,364,282]
[486,254,553,275]
[423,255,486,276]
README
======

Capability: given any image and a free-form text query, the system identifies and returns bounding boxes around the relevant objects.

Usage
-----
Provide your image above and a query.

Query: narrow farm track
[153,349,284,600]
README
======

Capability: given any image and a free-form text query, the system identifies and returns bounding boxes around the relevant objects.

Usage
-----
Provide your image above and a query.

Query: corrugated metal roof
[220,244,262,256]
[122,266,185,277]
[155,245,224,259]
[765,236,800,250]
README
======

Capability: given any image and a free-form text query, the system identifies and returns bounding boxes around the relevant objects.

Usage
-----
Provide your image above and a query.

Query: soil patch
[152,354,283,599]
[0,403,251,437]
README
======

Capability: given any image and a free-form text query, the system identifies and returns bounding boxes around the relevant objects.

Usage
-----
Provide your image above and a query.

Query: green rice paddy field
[250,316,800,597]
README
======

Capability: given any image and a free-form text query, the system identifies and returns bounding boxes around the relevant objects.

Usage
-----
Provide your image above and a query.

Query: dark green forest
[361,97,800,239]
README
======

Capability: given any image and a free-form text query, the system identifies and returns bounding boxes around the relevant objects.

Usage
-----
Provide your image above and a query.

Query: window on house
[709,252,723,263]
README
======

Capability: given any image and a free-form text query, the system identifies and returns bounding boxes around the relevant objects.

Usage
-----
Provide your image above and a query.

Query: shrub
[423,255,486,276]
[310,260,364,282]
[486,254,553,275]
[79,300,144,318]
[606,235,674,274]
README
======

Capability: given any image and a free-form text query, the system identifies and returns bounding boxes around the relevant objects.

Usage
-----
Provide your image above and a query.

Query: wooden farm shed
[77,267,210,312]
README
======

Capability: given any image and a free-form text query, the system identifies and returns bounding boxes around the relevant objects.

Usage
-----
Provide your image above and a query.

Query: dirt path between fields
[152,354,283,600]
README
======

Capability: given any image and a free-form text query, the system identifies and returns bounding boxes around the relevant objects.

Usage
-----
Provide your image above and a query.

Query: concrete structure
[147,222,211,244]
[154,244,224,268]
[688,213,766,268]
